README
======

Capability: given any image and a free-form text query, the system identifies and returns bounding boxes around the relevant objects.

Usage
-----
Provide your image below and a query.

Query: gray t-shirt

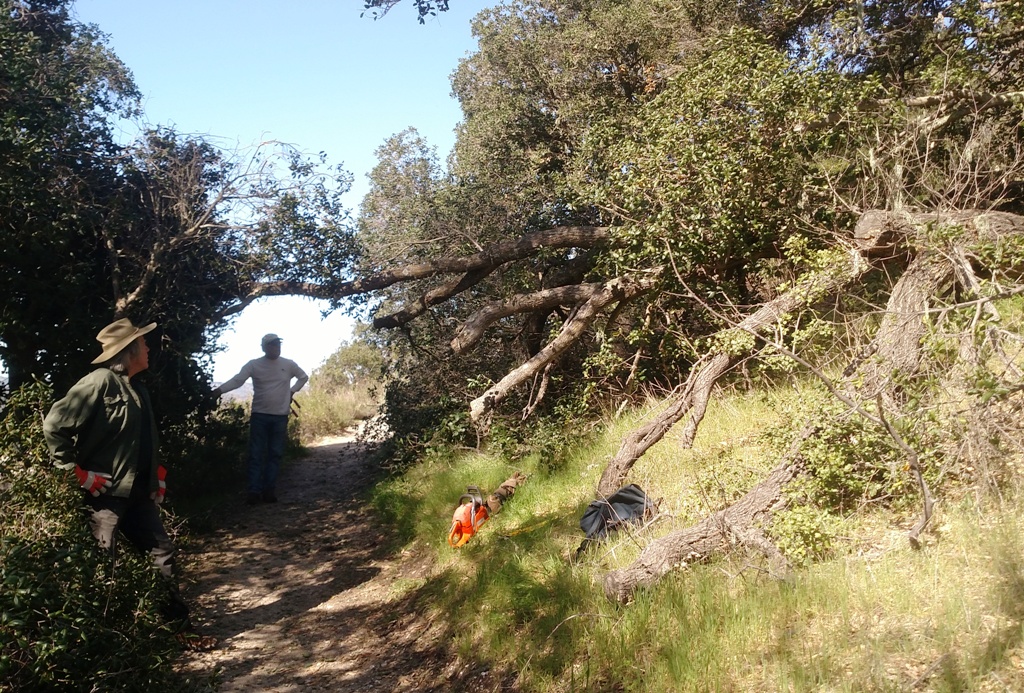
[218,356,308,415]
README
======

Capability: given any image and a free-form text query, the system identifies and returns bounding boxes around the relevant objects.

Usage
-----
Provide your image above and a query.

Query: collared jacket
[43,368,160,498]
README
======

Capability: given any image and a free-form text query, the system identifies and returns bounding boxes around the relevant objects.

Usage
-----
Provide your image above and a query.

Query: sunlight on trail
[174,435,451,691]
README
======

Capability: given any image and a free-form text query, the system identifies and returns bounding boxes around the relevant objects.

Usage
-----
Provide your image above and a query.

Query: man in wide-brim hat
[43,317,213,649]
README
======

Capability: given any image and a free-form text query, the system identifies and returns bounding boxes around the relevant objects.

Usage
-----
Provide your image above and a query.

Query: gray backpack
[576,484,656,557]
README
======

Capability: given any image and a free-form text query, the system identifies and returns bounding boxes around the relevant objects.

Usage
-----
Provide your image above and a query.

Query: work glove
[74,465,112,497]
[151,465,167,504]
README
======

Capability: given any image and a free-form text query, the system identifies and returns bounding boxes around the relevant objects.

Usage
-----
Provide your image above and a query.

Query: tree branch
[350,226,611,295]
[451,283,606,354]
[211,225,613,322]
[373,267,496,329]
[469,274,655,424]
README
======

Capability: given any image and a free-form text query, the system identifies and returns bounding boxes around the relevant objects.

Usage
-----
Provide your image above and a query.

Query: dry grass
[292,384,378,445]
[373,382,1024,692]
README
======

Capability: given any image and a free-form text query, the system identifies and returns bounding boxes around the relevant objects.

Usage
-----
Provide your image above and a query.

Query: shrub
[161,404,249,506]
[768,502,840,566]
[0,535,178,692]
[0,382,191,691]
[766,393,909,513]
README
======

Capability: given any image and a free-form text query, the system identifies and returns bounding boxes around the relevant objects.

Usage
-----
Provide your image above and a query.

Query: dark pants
[248,412,288,495]
[87,495,190,624]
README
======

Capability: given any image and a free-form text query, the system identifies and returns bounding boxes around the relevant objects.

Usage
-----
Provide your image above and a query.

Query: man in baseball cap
[213,332,307,504]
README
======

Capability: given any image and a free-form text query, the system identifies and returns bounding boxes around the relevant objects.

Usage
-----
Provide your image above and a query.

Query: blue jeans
[248,412,288,494]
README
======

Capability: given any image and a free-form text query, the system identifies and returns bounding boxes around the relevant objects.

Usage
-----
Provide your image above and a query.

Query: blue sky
[71,0,485,381]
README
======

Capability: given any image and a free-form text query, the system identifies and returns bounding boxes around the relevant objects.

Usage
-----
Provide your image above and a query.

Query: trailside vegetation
[4,0,1024,688]
[292,335,382,444]
[352,2,1024,686]
[371,382,1024,690]
[0,383,202,691]
[351,0,1024,455]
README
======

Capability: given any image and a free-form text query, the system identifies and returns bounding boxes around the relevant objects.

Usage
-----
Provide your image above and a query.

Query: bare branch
[796,90,1024,134]
[348,226,611,295]
[373,267,495,329]
[874,394,933,548]
[210,281,336,322]
[452,283,606,354]
[211,225,613,324]
[470,274,655,424]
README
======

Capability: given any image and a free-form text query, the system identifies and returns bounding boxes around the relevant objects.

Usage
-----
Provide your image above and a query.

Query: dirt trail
[175,430,458,692]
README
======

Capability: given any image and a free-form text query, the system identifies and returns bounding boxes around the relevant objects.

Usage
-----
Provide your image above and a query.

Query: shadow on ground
[175,438,467,692]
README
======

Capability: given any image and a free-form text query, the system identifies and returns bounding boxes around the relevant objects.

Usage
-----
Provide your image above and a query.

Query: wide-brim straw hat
[91,318,157,364]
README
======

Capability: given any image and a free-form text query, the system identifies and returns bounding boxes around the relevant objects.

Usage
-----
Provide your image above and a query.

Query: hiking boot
[246,492,262,505]
[262,490,278,503]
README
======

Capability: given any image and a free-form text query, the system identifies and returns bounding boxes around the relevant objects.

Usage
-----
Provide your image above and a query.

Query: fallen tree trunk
[853,210,1024,397]
[596,247,869,497]
[604,453,802,602]
[854,251,952,398]
[600,209,1024,602]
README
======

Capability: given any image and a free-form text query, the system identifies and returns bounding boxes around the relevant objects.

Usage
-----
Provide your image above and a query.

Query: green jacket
[43,368,161,498]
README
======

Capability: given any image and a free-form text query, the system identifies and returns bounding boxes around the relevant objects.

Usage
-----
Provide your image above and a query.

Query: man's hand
[74,466,112,497]
[151,465,167,504]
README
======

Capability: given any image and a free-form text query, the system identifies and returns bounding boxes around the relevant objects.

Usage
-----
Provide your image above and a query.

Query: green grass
[371,385,1024,692]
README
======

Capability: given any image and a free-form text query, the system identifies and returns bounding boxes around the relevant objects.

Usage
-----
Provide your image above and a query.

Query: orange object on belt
[447,500,490,547]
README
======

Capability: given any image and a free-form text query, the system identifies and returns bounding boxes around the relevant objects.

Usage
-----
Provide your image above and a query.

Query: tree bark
[598,210,1024,602]
[854,251,952,398]
[469,275,655,424]
[335,224,609,294]
[853,210,1023,251]
[596,247,870,497]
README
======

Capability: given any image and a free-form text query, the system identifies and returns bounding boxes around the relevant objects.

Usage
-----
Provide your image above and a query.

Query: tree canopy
[4,0,1024,470]
[341,0,1024,451]
[0,0,354,428]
